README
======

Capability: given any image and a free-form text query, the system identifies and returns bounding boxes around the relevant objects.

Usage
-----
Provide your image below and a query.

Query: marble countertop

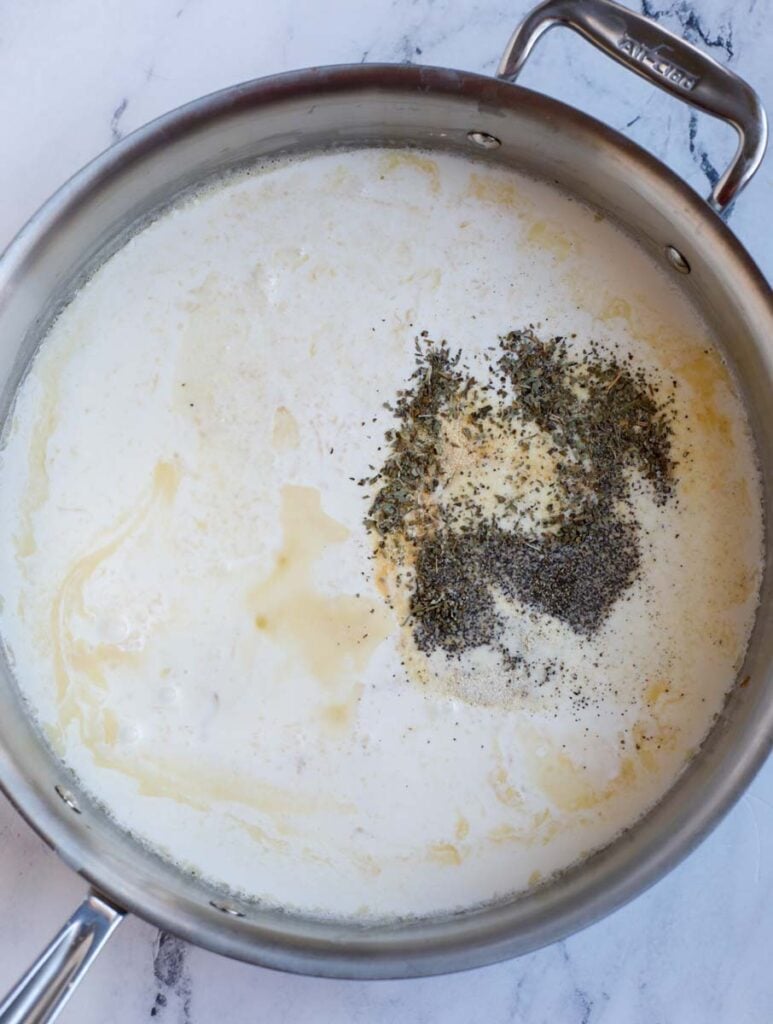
[0,1,771,1021]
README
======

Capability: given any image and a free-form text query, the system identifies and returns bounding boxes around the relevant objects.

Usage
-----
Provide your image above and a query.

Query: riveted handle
[497,0,768,215]
[0,893,124,1024]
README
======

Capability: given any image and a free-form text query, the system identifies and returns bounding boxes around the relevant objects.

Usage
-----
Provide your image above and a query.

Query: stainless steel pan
[0,1,771,1020]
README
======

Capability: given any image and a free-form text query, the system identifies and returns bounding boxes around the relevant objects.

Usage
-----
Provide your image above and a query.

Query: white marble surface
[0,0,771,1020]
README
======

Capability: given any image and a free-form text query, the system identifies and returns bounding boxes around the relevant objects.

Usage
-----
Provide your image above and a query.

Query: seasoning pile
[364,329,677,659]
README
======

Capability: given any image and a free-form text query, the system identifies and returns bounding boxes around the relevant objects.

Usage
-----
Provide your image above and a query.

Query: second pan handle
[0,892,124,1024]
[497,0,768,215]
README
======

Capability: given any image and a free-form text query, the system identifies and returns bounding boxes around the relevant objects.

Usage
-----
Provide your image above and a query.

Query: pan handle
[0,892,124,1024]
[497,0,768,215]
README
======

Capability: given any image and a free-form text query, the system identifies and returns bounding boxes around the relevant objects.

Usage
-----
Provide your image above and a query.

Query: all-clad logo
[617,34,699,92]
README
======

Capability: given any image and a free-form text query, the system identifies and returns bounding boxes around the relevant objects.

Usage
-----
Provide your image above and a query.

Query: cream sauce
[0,149,762,919]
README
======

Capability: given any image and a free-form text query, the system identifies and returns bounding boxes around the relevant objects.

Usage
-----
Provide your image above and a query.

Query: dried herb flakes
[366,329,676,655]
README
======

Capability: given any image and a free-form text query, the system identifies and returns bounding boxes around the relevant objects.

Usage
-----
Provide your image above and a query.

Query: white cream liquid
[0,149,762,919]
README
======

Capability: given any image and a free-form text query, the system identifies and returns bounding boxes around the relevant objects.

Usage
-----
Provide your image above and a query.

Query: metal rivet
[54,784,81,814]
[664,245,691,274]
[467,130,501,150]
[210,899,246,918]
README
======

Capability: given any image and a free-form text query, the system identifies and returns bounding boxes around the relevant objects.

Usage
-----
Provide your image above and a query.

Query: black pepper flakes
[365,329,676,658]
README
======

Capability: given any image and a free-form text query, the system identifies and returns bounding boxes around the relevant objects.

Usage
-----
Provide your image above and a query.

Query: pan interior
[0,66,769,974]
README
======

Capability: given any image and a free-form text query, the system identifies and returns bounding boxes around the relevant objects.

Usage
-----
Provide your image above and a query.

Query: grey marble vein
[150,933,192,1022]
